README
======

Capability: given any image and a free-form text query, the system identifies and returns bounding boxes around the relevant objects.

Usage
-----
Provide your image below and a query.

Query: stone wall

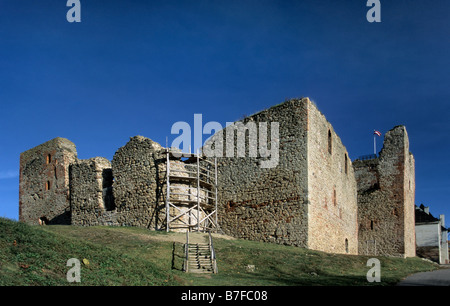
[111,136,166,229]
[19,137,77,225]
[403,134,416,257]
[306,100,358,255]
[214,98,357,253]
[19,135,215,231]
[18,99,417,258]
[353,126,416,257]
[70,157,117,226]
[215,99,309,247]
[110,136,213,231]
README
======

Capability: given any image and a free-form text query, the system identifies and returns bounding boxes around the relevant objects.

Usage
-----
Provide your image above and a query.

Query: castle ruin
[353,126,416,257]
[19,97,416,257]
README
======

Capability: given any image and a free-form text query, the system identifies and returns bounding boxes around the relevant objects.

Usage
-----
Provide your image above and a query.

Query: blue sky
[0,0,449,229]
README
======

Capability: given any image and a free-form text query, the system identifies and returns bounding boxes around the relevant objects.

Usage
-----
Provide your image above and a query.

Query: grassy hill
[0,217,439,286]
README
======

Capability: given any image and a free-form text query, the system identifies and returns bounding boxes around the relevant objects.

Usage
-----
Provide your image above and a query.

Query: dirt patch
[105,228,235,244]
[212,233,236,241]
[121,230,235,245]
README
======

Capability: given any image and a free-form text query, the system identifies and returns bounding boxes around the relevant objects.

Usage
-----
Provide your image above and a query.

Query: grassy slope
[0,217,439,286]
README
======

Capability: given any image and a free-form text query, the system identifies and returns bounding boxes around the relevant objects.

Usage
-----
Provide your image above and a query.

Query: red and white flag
[373,130,381,137]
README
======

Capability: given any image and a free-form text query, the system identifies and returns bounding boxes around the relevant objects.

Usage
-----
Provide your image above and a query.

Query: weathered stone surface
[70,157,116,226]
[111,135,166,229]
[17,98,416,258]
[19,137,77,225]
[214,99,309,247]
[306,99,358,254]
[214,98,358,254]
[353,126,416,257]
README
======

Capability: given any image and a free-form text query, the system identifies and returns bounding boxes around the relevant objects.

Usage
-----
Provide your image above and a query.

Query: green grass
[0,218,175,285]
[0,217,439,286]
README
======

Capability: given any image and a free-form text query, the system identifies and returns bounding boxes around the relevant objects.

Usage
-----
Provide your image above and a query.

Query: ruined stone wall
[403,135,416,257]
[70,157,117,226]
[110,136,212,231]
[353,126,416,257]
[20,134,215,231]
[19,138,77,225]
[111,136,166,229]
[18,101,415,258]
[215,99,310,247]
[306,101,358,255]
[214,98,358,252]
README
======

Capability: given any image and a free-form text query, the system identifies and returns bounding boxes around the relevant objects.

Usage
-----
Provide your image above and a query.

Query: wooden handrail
[209,231,218,274]
[184,231,189,272]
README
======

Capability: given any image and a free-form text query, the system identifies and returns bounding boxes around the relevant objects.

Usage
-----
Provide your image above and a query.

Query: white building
[415,204,449,264]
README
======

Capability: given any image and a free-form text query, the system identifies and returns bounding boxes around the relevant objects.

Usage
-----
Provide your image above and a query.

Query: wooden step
[184,235,216,274]
[188,263,213,267]
[190,271,212,274]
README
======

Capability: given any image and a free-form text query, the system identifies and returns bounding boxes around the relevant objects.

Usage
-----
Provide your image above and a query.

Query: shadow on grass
[172,242,185,272]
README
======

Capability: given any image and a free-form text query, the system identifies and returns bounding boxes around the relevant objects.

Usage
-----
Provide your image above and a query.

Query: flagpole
[373,130,381,156]
[374,134,376,156]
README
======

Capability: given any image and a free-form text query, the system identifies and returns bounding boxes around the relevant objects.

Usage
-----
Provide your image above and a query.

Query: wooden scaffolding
[165,149,219,232]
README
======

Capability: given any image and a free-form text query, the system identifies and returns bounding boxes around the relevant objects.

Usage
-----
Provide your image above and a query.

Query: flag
[373,130,381,137]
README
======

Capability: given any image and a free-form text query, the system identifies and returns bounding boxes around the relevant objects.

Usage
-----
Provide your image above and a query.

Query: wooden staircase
[187,243,214,273]
[184,232,218,274]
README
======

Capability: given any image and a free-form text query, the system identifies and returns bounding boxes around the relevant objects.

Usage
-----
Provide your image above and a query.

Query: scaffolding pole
[197,149,200,232]
[165,148,218,233]
[166,150,170,232]
[215,157,218,227]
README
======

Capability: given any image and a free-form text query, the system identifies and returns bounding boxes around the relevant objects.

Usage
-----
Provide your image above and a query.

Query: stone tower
[214,98,358,254]
[353,126,416,257]
[19,137,77,225]
[17,99,418,258]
